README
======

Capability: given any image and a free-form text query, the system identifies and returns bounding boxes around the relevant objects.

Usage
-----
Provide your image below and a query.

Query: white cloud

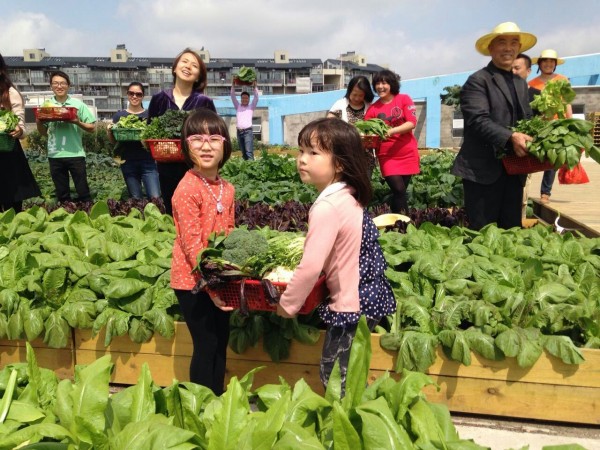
[3,1,599,79]
[1,12,92,55]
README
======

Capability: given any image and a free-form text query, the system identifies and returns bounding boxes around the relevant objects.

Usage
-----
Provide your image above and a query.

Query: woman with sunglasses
[147,48,217,215]
[107,82,160,199]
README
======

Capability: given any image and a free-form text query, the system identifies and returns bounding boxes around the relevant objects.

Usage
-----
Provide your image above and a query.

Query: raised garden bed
[0,335,75,380]
[71,324,599,425]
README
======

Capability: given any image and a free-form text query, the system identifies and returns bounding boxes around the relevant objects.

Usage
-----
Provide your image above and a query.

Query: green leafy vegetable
[112,114,147,130]
[531,79,576,120]
[236,66,257,82]
[0,110,19,133]
[354,118,390,139]
[140,110,188,140]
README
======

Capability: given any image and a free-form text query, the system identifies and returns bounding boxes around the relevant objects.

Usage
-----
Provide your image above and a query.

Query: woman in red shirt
[365,69,420,214]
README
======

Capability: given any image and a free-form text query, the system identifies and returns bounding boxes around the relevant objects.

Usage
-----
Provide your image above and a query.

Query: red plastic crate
[233,77,253,86]
[208,276,328,314]
[33,106,78,122]
[145,139,185,163]
[502,154,554,175]
[361,135,381,151]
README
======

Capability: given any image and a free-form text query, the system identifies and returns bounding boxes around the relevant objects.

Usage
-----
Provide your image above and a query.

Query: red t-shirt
[170,170,235,290]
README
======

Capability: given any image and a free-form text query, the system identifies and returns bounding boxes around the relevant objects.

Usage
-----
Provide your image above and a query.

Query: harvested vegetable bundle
[354,118,390,139]
[531,79,575,120]
[0,110,19,133]
[508,78,600,169]
[235,66,257,83]
[113,114,148,130]
[140,109,188,140]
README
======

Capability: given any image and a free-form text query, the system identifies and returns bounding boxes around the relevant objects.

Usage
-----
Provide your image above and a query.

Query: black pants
[48,157,91,202]
[320,317,379,396]
[463,172,524,230]
[175,289,230,395]
[157,162,188,216]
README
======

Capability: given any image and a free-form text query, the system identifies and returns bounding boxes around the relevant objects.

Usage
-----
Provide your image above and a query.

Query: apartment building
[5,46,386,120]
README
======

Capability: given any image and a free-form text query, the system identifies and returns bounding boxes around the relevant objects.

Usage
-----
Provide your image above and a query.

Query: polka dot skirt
[318,210,397,326]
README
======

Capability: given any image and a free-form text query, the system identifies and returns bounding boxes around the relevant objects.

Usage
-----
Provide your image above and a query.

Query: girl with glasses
[170,108,234,395]
[147,48,217,216]
[107,82,160,200]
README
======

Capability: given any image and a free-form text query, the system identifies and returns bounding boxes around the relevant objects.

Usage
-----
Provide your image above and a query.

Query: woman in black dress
[0,53,40,212]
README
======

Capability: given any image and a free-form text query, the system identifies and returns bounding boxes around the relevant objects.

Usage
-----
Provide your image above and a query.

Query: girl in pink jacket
[277,118,395,394]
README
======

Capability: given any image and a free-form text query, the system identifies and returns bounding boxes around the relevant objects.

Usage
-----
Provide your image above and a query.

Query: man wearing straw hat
[451,22,537,230]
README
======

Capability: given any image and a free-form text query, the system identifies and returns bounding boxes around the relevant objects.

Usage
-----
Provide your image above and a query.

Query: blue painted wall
[214,54,600,147]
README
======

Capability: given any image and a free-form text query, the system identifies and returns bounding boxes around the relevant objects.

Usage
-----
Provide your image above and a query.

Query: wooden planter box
[0,335,75,380]
[73,325,193,387]
[73,325,600,424]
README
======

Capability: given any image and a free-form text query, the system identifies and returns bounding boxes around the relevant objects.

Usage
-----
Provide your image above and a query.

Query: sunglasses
[127,91,144,98]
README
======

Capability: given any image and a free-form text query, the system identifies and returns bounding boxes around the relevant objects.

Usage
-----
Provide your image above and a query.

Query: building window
[452,110,463,138]
[280,54,285,61]
[200,54,205,60]
[29,53,35,59]
[116,54,122,60]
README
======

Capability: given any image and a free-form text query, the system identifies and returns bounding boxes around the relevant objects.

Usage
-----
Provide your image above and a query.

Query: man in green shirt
[36,71,96,202]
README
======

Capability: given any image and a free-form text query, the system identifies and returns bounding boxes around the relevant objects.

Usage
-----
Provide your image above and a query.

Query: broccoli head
[222,228,269,268]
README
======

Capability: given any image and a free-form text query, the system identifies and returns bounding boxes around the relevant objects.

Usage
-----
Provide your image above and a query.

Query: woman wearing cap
[529,49,573,205]
[451,22,536,230]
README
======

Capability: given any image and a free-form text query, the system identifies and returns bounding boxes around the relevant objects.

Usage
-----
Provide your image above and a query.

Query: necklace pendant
[216,201,224,213]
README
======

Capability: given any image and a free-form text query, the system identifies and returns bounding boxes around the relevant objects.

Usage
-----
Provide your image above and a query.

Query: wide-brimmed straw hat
[475,22,537,56]
[532,49,565,65]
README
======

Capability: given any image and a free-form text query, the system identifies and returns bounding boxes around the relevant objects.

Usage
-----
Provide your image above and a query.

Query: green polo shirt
[44,96,96,158]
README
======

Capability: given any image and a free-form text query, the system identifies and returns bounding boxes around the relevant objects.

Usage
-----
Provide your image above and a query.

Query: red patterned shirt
[170,170,235,290]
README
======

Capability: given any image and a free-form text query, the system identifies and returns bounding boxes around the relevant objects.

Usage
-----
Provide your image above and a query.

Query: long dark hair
[172,48,207,93]
[0,54,22,111]
[345,75,374,103]
[181,109,232,169]
[298,118,372,207]
[372,69,401,95]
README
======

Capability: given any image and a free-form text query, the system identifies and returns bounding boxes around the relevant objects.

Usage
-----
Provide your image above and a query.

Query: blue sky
[2,0,599,79]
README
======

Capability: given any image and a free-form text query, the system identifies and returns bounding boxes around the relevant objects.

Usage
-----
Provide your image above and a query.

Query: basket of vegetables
[111,114,147,141]
[0,110,19,152]
[233,66,257,86]
[354,118,390,151]
[33,101,78,122]
[141,110,188,162]
[194,228,328,315]
[504,81,600,174]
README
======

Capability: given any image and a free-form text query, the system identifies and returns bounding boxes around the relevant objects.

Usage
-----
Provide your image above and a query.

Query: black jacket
[451,62,532,184]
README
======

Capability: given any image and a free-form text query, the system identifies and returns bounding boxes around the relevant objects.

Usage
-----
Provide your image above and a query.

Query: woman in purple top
[147,48,217,215]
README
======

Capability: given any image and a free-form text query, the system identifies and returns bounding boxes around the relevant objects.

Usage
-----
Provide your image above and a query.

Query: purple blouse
[147,89,216,120]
